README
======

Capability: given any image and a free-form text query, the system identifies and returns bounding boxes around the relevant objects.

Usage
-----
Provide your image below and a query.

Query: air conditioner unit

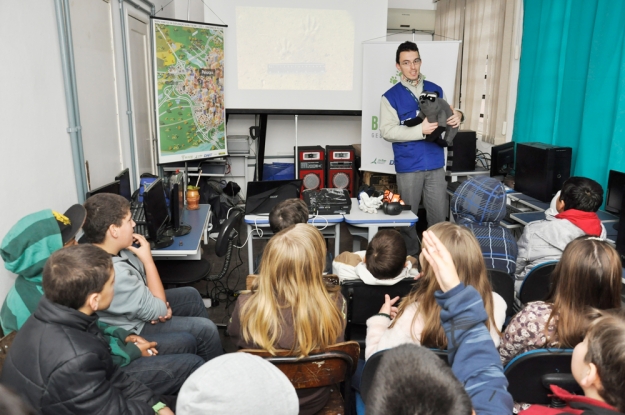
[387,8,436,32]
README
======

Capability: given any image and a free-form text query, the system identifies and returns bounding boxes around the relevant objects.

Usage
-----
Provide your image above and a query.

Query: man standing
[380,41,462,252]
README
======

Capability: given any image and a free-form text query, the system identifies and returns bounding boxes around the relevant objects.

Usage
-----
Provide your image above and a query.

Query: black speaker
[515,143,572,202]
[447,130,476,172]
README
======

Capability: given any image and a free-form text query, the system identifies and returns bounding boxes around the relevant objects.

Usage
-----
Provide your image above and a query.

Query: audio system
[296,146,326,194]
[326,145,356,197]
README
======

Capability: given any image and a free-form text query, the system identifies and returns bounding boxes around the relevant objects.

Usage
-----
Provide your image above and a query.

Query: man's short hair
[365,229,407,279]
[396,41,419,64]
[43,244,113,310]
[83,193,130,243]
[367,344,472,415]
[559,176,603,212]
[269,198,309,233]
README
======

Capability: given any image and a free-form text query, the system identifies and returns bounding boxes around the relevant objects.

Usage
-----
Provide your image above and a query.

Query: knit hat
[52,204,86,245]
[451,176,506,224]
[177,353,299,415]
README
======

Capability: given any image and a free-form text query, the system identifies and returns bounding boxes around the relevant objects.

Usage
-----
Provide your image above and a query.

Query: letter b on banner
[372,116,378,130]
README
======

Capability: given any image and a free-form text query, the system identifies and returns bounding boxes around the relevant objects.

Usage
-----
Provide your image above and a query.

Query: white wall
[0,1,78,306]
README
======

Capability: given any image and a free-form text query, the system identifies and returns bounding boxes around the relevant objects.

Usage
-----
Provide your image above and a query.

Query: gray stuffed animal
[401,91,459,147]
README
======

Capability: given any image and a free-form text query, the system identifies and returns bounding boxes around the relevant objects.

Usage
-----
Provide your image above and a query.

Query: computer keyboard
[131,205,146,224]
[503,204,524,223]
[134,223,149,238]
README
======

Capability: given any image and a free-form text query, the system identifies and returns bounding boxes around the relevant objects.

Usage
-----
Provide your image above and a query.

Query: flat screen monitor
[245,179,303,215]
[490,142,515,177]
[86,180,120,199]
[605,170,625,215]
[166,172,191,236]
[143,178,170,241]
[115,168,132,201]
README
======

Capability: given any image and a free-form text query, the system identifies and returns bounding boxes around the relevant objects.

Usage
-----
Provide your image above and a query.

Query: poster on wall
[360,41,461,175]
[152,17,227,164]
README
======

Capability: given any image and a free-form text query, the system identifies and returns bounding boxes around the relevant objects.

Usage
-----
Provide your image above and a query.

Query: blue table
[244,213,344,274]
[152,204,211,260]
[508,193,550,211]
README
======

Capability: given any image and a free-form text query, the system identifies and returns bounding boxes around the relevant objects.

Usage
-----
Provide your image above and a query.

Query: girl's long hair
[240,223,344,357]
[545,236,622,348]
[390,222,498,348]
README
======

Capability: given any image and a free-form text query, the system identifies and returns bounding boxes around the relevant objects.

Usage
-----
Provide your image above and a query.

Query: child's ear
[108,224,118,239]
[579,362,601,389]
[86,292,101,311]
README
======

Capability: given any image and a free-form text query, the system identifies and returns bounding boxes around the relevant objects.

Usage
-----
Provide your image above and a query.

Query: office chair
[487,268,516,318]
[518,261,558,306]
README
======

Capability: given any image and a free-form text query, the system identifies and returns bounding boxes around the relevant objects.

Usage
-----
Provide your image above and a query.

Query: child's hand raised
[378,294,400,319]
[421,230,461,292]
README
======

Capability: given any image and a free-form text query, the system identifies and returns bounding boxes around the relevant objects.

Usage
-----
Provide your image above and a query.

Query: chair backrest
[239,341,360,389]
[245,274,339,291]
[486,268,515,317]
[0,331,17,376]
[340,279,417,346]
[519,261,558,305]
[215,208,243,257]
[504,348,580,405]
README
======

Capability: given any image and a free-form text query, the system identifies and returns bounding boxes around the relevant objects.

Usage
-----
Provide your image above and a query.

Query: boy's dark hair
[559,176,603,212]
[269,198,309,233]
[585,309,625,412]
[367,344,472,415]
[396,41,419,64]
[43,244,113,310]
[83,193,131,243]
[365,229,407,279]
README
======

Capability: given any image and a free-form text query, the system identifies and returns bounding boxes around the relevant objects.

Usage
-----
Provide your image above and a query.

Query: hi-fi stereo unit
[296,146,326,195]
[326,145,356,197]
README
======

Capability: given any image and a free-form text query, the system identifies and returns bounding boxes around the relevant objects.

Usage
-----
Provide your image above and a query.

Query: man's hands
[379,294,400,319]
[421,117,439,135]
[127,234,153,264]
[125,334,158,357]
[420,230,461,292]
[447,107,462,128]
[151,302,172,325]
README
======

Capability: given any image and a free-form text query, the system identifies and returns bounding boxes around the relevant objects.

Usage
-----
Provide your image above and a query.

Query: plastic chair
[340,279,417,357]
[156,209,243,299]
[240,341,360,415]
[518,261,558,306]
[487,268,515,317]
[504,348,581,405]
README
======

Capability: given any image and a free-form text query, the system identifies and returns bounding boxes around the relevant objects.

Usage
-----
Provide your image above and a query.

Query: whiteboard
[360,41,461,174]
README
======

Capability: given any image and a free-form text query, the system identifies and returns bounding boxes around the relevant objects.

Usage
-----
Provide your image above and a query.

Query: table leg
[367,225,379,242]
[247,224,254,274]
[334,223,341,258]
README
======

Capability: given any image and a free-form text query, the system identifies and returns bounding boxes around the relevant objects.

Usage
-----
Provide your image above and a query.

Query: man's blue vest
[383,81,445,173]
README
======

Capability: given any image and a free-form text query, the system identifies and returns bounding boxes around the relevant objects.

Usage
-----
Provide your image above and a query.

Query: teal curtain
[513,0,625,199]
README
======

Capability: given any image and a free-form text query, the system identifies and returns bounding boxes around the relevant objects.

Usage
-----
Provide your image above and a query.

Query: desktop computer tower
[515,142,572,203]
[447,130,476,172]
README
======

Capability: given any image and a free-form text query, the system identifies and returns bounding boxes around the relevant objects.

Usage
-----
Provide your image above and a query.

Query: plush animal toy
[400,91,459,147]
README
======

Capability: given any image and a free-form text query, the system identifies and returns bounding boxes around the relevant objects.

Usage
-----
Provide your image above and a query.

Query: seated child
[0,244,174,415]
[269,198,309,233]
[520,308,625,414]
[332,229,419,285]
[499,236,622,366]
[366,230,513,415]
[514,177,605,291]
[83,193,222,362]
[0,205,203,396]
[228,223,346,415]
[451,176,518,275]
[365,222,506,360]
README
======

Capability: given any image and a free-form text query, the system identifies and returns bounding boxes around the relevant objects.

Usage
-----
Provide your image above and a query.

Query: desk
[446,167,490,183]
[152,204,211,260]
[343,198,418,249]
[244,214,343,274]
[511,210,619,226]
[508,193,550,211]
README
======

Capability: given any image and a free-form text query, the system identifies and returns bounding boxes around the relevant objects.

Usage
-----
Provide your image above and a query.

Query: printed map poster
[152,18,227,164]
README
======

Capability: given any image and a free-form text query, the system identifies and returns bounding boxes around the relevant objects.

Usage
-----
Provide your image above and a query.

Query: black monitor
[245,179,303,215]
[165,172,191,237]
[143,179,173,248]
[86,180,120,199]
[490,142,515,177]
[115,168,132,201]
[605,170,625,215]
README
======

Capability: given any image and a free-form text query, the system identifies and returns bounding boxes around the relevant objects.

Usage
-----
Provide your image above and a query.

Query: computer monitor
[165,172,191,237]
[490,142,515,177]
[605,170,625,215]
[142,179,173,248]
[115,168,132,201]
[86,180,120,199]
[245,179,303,215]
